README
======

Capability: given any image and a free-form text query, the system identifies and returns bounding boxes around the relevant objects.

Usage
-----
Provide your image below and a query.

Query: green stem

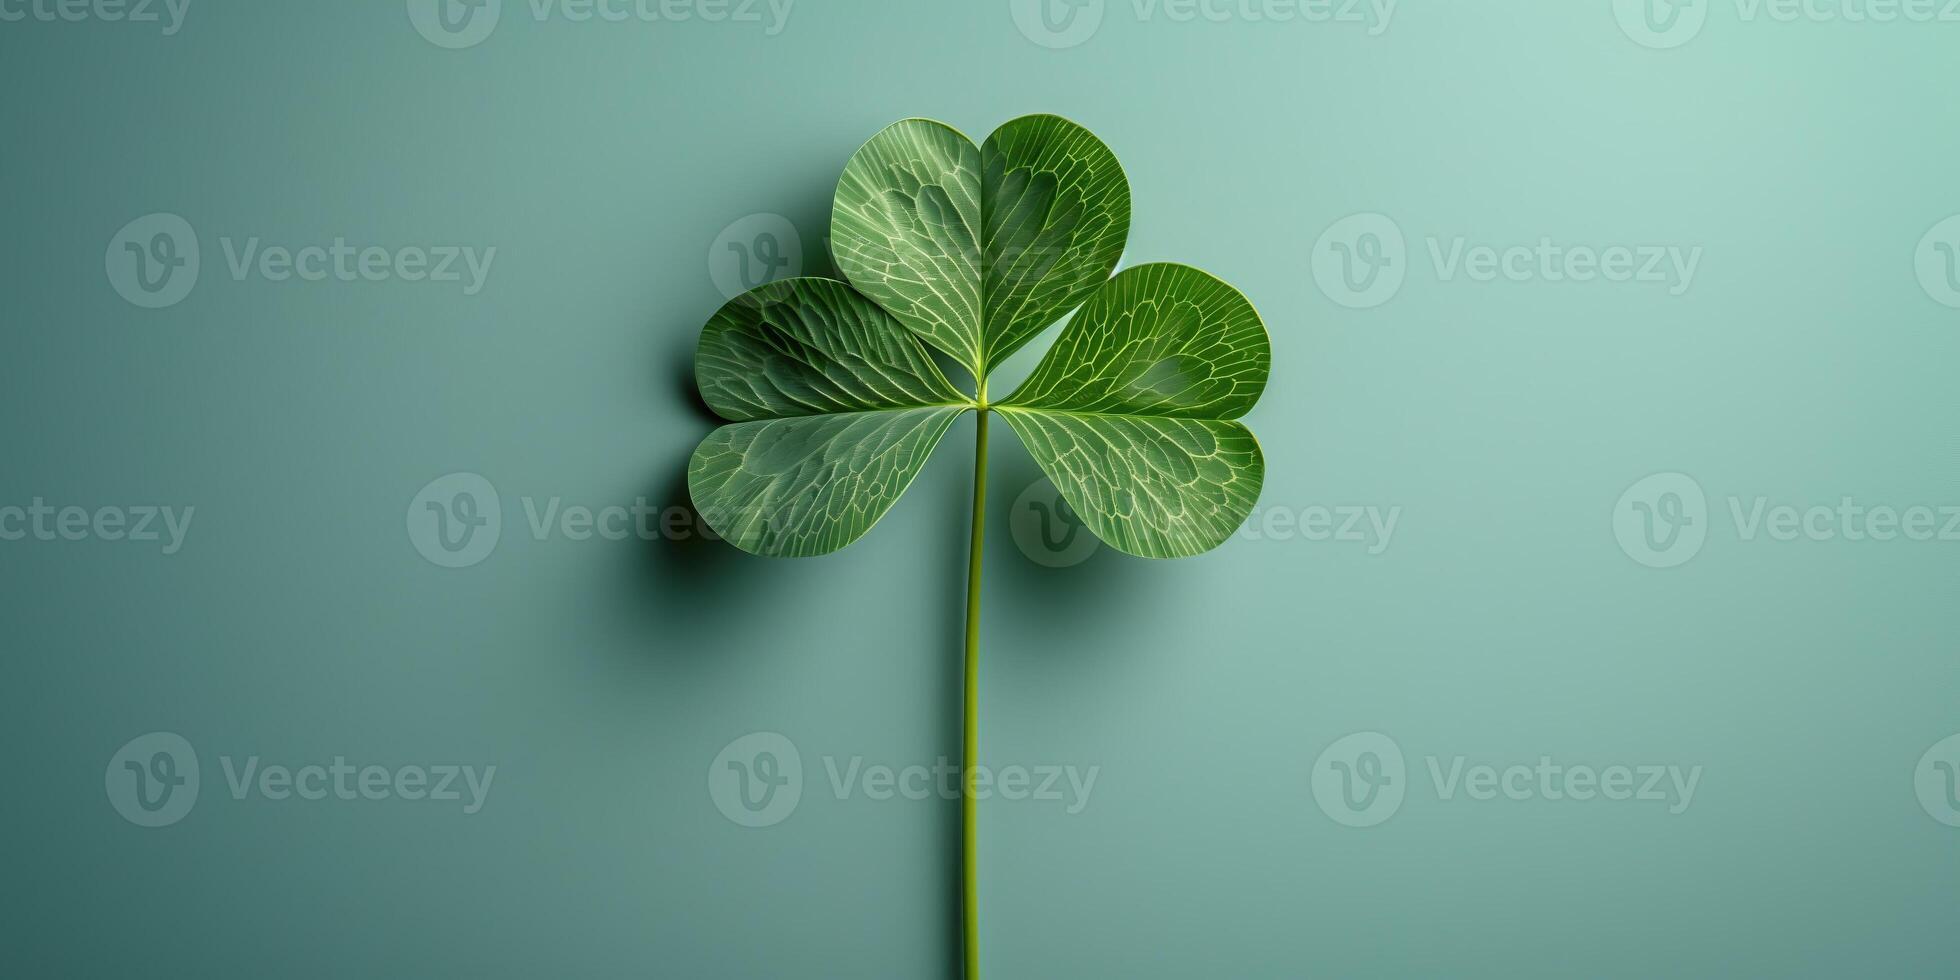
[962,402,989,980]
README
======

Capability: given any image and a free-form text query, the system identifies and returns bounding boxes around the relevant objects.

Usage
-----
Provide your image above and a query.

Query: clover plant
[688,115,1270,976]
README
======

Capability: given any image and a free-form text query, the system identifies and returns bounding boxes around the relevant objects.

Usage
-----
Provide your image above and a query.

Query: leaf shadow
[624,449,762,641]
[622,175,843,665]
[982,438,1166,677]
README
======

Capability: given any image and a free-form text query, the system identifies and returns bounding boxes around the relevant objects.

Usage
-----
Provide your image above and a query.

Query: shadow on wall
[981,435,1169,675]
[622,178,842,645]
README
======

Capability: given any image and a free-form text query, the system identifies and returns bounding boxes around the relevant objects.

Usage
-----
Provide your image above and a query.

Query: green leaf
[999,263,1268,419]
[832,115,1130,379]
[997,263,1270,558]
[995,411,1263,559]
[831,119,985,375]
[980,114,1130,374]
[688,277,973,556]
[689,407,967,557]
[695,277,965,421]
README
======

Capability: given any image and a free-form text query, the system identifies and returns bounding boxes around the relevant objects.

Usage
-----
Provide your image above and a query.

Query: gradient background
[3,1,1957,976]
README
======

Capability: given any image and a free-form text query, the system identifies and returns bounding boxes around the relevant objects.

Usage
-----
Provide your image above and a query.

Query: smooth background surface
[3,2,1957,976]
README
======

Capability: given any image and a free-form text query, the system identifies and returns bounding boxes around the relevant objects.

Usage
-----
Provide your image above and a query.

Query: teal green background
[4,2,1958,976]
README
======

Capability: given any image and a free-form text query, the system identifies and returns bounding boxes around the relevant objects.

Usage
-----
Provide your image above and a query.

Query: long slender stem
[962,401,989,980]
